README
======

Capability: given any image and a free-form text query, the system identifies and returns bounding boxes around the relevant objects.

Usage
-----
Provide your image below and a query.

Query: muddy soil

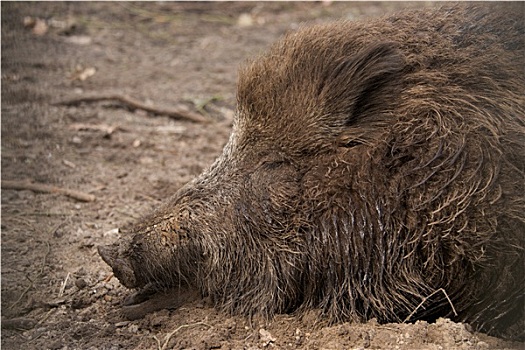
[1,2,523,350]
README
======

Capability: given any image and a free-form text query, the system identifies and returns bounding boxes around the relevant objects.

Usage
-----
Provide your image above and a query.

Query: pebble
[476,341,489,349]
[128,324,139,333]
[75,278,88,289]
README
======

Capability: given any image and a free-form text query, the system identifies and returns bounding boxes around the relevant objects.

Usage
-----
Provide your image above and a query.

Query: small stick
[2,180,96,202]
[62,159,77,169]
[153,321,211,350]
[103,273,114,283]
[58,272,70,297]
[39,240,52,276]
[69,123,119,135]
[8,275,34,310]
[1,317,37,330]
[404,288,458,323]
[36,309,55,326]
[53,94,210,124]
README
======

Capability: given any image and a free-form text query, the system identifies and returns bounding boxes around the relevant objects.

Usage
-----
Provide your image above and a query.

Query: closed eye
[341,140,362,148]
[262,160,287,170]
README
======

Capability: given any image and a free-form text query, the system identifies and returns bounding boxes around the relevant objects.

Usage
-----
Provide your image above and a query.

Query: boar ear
[318,42,405,125]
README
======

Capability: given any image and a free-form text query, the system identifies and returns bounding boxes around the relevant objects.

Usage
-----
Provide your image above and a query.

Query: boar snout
[98,244,138,288]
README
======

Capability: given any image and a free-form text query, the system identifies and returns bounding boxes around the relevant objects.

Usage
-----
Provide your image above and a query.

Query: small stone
[259,328,276,347]
[64,35,92,45]
[72,136,82,144]
[238,13,254,27]
[476,341,489,349]
[75,278,88,289]
[128,324,139,333]
[71,296,92,309]
[115,321,130,327]
[32,19,48,36]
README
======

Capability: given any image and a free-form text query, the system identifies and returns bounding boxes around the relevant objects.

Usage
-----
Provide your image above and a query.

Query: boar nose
[98,245,117,267]
[97,244,139,288]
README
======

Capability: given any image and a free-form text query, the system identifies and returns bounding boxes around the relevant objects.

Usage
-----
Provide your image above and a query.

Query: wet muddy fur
[99,4,525,339]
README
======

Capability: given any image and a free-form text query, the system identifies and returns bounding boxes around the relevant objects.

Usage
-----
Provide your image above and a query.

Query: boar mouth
[119,284,200,320]
[98,244,200,320]
[98,244,139,289]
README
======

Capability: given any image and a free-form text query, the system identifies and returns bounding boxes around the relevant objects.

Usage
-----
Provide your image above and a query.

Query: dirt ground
[1,2,524,350]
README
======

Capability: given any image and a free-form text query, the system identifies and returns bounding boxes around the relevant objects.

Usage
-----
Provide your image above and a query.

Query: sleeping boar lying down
[99,3,524,338]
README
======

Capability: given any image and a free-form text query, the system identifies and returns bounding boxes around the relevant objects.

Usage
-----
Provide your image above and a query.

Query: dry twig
[39,240,52,276]
[8,275,34,310]
[1,317,37,330]
[153,321,211,350]
[58,272,71,297]
[69,123,119,135]
[36,309,55,327]
[2,180,96,202]
[53,94,209,123]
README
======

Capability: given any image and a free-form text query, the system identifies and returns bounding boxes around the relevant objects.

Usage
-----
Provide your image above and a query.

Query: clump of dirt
[1,2,523,349]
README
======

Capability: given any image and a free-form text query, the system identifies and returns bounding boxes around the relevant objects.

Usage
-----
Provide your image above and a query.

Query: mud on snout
[98,243,139,289]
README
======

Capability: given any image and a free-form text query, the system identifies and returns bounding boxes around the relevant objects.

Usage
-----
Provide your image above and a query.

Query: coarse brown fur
[99,3,525,339]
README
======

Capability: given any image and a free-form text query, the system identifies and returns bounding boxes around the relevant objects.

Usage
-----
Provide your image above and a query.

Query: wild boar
[99,3,524,338]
